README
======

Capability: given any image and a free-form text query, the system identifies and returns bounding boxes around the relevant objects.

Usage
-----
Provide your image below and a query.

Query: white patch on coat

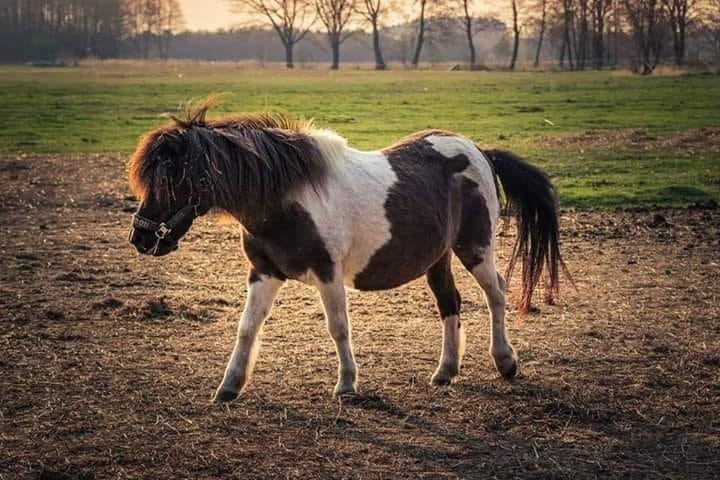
[294,133,398,289]
[426,134,501,221]
[308,128,348,168]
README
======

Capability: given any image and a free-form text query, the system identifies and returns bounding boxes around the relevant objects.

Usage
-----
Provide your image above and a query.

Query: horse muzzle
[128,227,179,256]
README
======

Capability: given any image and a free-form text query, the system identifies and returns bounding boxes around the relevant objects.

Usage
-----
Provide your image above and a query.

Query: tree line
[2,0,720,73]
[0,0,183,61]
[234,0,719,73]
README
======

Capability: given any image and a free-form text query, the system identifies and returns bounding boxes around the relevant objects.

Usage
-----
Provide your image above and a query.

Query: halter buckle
[155,223,172,239]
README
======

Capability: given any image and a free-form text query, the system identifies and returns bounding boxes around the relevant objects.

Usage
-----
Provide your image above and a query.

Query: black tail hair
[485,149,570,315]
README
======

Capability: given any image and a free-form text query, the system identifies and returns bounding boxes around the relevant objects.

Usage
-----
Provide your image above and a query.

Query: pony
[127,100,568,402]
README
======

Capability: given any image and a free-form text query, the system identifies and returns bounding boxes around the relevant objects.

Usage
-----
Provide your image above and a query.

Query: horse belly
[347,247,444,291]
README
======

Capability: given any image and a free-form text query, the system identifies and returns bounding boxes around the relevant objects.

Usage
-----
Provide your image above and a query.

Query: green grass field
[1,62,718,208]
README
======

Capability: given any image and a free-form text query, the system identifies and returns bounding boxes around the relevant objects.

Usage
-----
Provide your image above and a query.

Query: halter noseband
[131,195,201,255]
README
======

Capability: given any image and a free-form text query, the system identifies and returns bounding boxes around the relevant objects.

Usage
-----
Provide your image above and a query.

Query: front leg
[317,281,358,396]
[213,270,284,402]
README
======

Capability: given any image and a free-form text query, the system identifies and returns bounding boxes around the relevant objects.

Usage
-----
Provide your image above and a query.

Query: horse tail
[484,148,571,316]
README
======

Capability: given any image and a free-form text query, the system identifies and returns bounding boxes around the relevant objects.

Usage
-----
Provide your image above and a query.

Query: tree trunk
[534,0,547,67]
[142,31,150,59]
[372,20,385,70]
[465,18,476,67]
[510,0,520,70]
[578,0,588,69]
[411,0,426,67]
[463,0,476,67]
[592,0,605,68]
[674,20,685,66]
[331,39,340,70]
[285,42,294,68]
[562,1,575,70]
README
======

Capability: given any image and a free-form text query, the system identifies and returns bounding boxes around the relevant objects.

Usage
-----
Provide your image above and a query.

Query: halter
[131,195,201,255]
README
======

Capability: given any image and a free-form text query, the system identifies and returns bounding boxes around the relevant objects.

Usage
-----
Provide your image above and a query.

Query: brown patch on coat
[453,177,493,270]
[354,133,475,290]
[426,252,462,318]
[242,202,335,284]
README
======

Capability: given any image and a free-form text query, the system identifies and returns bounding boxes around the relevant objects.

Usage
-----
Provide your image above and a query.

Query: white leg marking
[472,261,518,379]
[317,280,358,396]
[431,315,466,385]
[214,275,284,402]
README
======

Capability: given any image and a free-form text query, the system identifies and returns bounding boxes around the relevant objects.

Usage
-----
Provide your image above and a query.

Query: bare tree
[701,0,720,63]
[510,0,521,69]
[411,0,427,66]
[662,0,694,65]
[460,0,478,67]
[360,0,386,69]
[559,0,576,68]
[159,0,185,58]
[316,0,356,69]
[533,0,548,66]
[591,0,612,67]
[228,0,315,68]
[623,0,665,74]
[125,0,163,58]
[576,0,589,68]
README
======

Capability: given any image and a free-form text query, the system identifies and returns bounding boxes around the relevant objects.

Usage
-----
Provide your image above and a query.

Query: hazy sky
[180,0,236,31]
[178,0,508,32]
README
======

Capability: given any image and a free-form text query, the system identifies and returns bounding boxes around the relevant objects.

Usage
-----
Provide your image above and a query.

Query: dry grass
[1,154,719,479]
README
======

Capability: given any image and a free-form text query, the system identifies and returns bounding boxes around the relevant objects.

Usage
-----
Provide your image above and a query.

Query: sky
[180,0,236,32]
[178,0,509,32]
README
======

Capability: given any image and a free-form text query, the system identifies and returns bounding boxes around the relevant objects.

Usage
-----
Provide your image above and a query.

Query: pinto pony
[127,101,567,402]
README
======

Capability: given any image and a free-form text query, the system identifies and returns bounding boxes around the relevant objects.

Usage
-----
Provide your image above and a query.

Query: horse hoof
[430,371,455,386]
[213,388,238,403]
[499,360,518,380]
[334,383,357,397]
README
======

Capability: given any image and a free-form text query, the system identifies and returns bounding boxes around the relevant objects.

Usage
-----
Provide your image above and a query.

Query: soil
[1,154,719,479]
[539,127,720,153]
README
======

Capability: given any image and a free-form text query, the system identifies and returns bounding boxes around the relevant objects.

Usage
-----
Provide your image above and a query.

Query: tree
[360,0,387,69]
[159,0,185,57]
[316,0,356,69]
[0,0,134,61]
[460,0,478,67]
[534,0,548,67]
[559,0,576,68]
[411,0,427,66]
[228,0,315,68]
[510,0,521,69]
[662,0,694,65]
[576,0,589,68]
[623,0,665,74]
[700,0,720,64]
[591,0,612,67]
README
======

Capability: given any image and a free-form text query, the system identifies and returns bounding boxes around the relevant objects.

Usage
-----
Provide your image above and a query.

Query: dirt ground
[1,153,719,480]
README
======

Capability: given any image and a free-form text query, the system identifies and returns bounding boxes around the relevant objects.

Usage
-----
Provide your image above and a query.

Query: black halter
[131,195,201,255]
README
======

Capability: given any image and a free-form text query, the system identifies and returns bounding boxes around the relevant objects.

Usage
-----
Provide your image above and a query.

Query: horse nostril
[129,229,151,254]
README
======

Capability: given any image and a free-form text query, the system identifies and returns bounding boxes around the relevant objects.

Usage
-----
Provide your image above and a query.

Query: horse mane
[128,98,330,215]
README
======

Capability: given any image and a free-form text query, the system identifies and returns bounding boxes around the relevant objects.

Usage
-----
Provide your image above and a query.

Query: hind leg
[472,259,518,379]
[426,252,466,385]
[455,244,518,380]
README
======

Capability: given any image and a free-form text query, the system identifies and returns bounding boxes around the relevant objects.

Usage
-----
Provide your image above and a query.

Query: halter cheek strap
[131,196,200,254]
